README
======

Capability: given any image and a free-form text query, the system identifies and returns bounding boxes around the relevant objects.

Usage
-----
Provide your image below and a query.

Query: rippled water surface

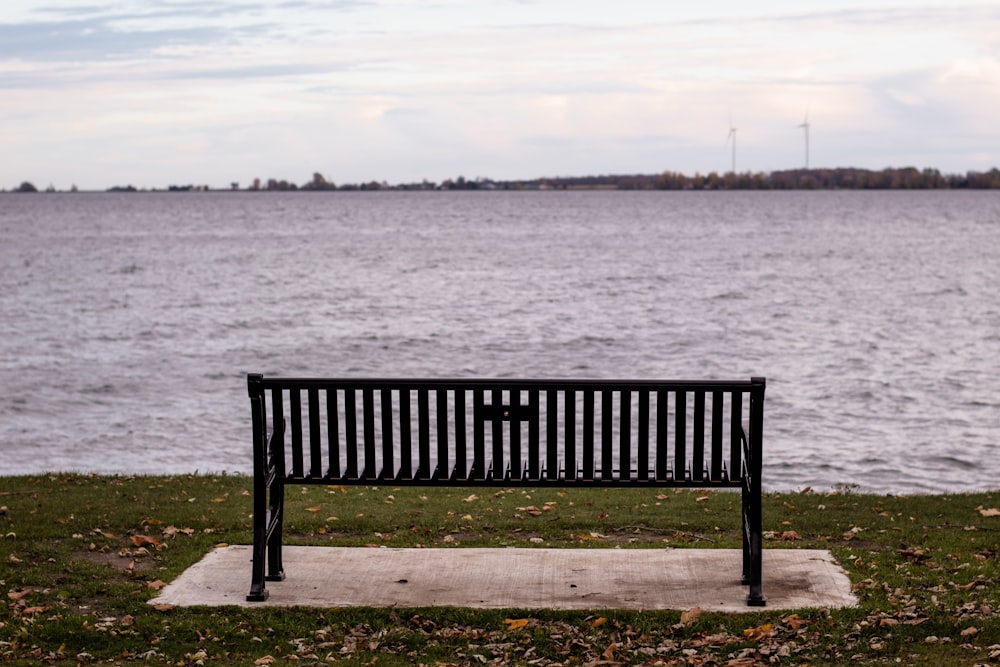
[2,190,998,493]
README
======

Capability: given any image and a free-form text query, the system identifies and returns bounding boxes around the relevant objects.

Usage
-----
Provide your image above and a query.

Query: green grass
[1,474,998,665]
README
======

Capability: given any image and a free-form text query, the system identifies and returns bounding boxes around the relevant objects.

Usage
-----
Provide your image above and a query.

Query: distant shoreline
[8,165,1000,194]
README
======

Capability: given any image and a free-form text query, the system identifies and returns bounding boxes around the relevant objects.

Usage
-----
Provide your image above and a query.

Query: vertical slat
[509,389,521,479]
[546,390,558,480]
[491,388,503,480]
[436,389,449,479]
[417,389,430,479]
[362,388,376,478]
[528,389,540,480]
[675,390,687,481]
[655,390,668,479]
[638,389,649,480]
[380,388,394,479]
[619,390,631,481]
[326,389,340,478]
[693,391,705,482]
[271,388,286,478]
[308,389,321,478]
[473,390,485,479]
[345,390,358,478]
[565,390,576,480]
[454,390,467,479]
[290,389,304,478]
[399,390,412,479]
[582,390,594,480]
[601,390,613,479]
[711,391,723,481]
[730,389,743,481]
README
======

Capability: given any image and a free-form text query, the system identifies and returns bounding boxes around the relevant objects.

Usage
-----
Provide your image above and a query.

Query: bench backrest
[248,376,764,488]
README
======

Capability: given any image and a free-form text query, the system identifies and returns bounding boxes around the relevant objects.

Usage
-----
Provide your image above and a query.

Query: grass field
[1,474,998,665]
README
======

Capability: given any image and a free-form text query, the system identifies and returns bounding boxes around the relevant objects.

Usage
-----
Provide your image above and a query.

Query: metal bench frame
[246,374,766,605]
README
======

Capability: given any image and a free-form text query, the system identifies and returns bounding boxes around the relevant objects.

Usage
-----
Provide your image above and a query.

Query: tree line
[9,166,1000,194]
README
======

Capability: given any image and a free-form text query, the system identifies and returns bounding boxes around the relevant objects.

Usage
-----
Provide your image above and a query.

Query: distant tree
[16,181,38,193]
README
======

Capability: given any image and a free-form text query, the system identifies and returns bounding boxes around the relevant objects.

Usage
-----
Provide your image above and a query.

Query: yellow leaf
[743,623,772,641]
[680,608,702,625]
[589,616,607,628]
[463,494,479,503]
[327,485,347,494]
[504,618,530,630]
[305,506,322,513]
[211,497,226,503]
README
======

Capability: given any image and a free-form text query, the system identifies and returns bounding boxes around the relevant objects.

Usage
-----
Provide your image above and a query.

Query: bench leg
[247,465,288,600]
[742,483,766,606]
[247,476,271,601]
[266,481,286,582]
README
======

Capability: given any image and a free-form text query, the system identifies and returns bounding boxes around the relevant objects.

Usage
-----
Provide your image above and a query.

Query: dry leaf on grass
[504,618,530,631]
[680,608,702,625]
[130,535,162,549]
[977,506,1000,517]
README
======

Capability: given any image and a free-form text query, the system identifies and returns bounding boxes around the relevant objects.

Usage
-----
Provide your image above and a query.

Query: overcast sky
[3,1,999,190]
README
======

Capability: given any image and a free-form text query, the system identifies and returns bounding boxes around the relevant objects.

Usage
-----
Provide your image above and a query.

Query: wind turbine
[798,110,811,169]
[726,116,738,174]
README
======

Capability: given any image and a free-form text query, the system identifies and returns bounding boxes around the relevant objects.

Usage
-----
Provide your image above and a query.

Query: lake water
[1,190,998,494]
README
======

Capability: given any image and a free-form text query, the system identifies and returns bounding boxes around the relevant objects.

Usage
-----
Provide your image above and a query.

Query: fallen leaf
[463,494,479,503]
[22,605,50,615]
[977,506,1000,517]
[743,623,772,641]
[152,604,174,612]
[602,642,618,660]
[146,580,168,590]
[327,485,347,494]
[211,497,226,503]
[590,616,607,628]
[780,530,803,541]
[504,618,530,631]
[782,614,809,630]
[131,535,161,549]
[961,626,979,637]
[680,608,702,625]
[254,656,276,665]
[305,506,322,513]
[695,496,710,503]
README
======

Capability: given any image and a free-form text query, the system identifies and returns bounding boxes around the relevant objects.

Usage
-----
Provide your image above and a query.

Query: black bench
[246,374,767,606]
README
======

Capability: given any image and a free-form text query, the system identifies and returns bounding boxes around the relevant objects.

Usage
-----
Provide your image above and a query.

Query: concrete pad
[152,546,856,612]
